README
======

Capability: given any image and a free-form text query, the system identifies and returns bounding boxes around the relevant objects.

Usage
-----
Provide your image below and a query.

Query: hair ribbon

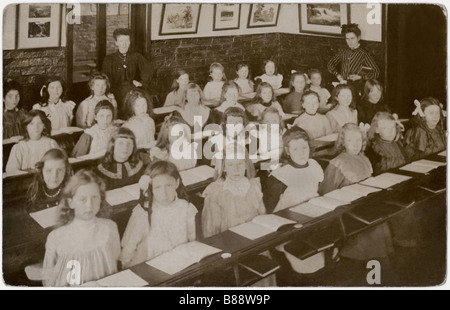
[412,99,425,117]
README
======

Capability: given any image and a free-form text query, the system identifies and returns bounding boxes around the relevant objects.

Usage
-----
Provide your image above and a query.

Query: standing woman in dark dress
[327,23,380,97]
[102,28,151,119]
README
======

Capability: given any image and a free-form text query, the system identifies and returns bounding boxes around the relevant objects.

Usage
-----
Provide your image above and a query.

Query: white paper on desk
[69,151,105,163]
[146,241,221,275]
[105,188,136,206]
[274,88,290,96]
[438,150,446,157]
[360,173,412,189]
[238,92,256,100]
[153,106,178,115]
[340,183,381,196]
[229,222,274,240]
[315,133,339,142]
[282,113,298,120]
[29,206,59,229]
[412,159,446,169]
[251,214,296,232]
[399,163,435,174]
[325,189,364,203]
[97,269,148,287]
[3,136,23,144]
[308,196,348,210]
[290,202,332,218]
[2,170,29,178]
[121,183,141,200]
[180,165,215,186]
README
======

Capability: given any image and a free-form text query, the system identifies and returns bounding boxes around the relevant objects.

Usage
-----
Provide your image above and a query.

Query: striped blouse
[327,46,380,80]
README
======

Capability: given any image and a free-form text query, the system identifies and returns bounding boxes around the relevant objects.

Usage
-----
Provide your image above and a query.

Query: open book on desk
[399,159,446,174]
[179,165,215,187]
[360,173,412,189]
[105,183,140,206]
[315,133,338,143]
[229,214,297,240]
[358,65,374,76]
[290,196,348,218]
[146,241,222,275]
[97,269,148,287]
[29,206,60,229]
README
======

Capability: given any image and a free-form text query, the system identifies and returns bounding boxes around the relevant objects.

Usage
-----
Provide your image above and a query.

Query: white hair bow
[392,113,405,132]
[412,99,425,117]
[40,85,46,97]
[359,122,370,133]
[440,103,447,118]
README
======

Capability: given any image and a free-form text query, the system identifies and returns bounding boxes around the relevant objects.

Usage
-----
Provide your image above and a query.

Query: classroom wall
[3,48,67,109]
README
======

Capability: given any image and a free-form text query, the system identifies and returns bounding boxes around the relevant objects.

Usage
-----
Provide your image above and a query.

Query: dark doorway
[385,4,447,118]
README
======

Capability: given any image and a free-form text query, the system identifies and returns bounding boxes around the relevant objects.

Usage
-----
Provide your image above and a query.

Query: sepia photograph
[1,2,447,292]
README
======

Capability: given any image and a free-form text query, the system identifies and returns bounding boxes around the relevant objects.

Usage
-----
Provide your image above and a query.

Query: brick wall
[3,48,66,110]
[147,33,385,107]
[148,33,282,106]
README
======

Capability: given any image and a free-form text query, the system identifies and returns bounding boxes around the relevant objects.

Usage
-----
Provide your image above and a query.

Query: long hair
[102,127,139,168]
[418,97,446,130]
[209,62,227,81]
[3,79,23,110]
[253,82,276,106]
[155,113,191,151]
[122,89,154,119]
[220,80,241,103]
[28,148,72,205]
[289,71,307,92]
[93,100,115,124]
[235,62,253,81]
[215,142,256,181]
[330,84,357,111]
[58,169,106,226]
[262,59,278,76]
[170,69,189,92]
[281,126,311,165]
[138,160,190,228]
[185,83,205,106]
[22,110,52,140]
[361,79,383,103]
[368,112,402,142]
[87,72,111,98]
[220,106,249,134]
[38,77,67,107]
[260,106,285,132]
[335,123,368,153]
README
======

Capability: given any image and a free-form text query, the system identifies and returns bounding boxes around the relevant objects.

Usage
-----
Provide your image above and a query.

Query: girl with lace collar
[94,127,145,190]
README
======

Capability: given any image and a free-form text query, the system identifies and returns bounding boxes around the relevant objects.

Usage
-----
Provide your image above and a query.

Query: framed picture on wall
[247,4,280,28]
[17,4,62,49]
[159,4,202,35]
[213,4,241,31]
[299,4,350,36]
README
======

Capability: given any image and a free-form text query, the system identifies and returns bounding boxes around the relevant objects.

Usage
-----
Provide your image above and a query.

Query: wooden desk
[94,153,447,287]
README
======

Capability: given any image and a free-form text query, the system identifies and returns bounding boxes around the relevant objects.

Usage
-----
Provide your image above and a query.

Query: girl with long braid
[120,160,198,269]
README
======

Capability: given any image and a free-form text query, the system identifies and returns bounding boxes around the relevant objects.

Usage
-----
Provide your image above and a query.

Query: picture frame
[159,4,202,36]
[213,4,241,31]
[247,4,280,28]
[299,4,350,36]
[17,4,62,49]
